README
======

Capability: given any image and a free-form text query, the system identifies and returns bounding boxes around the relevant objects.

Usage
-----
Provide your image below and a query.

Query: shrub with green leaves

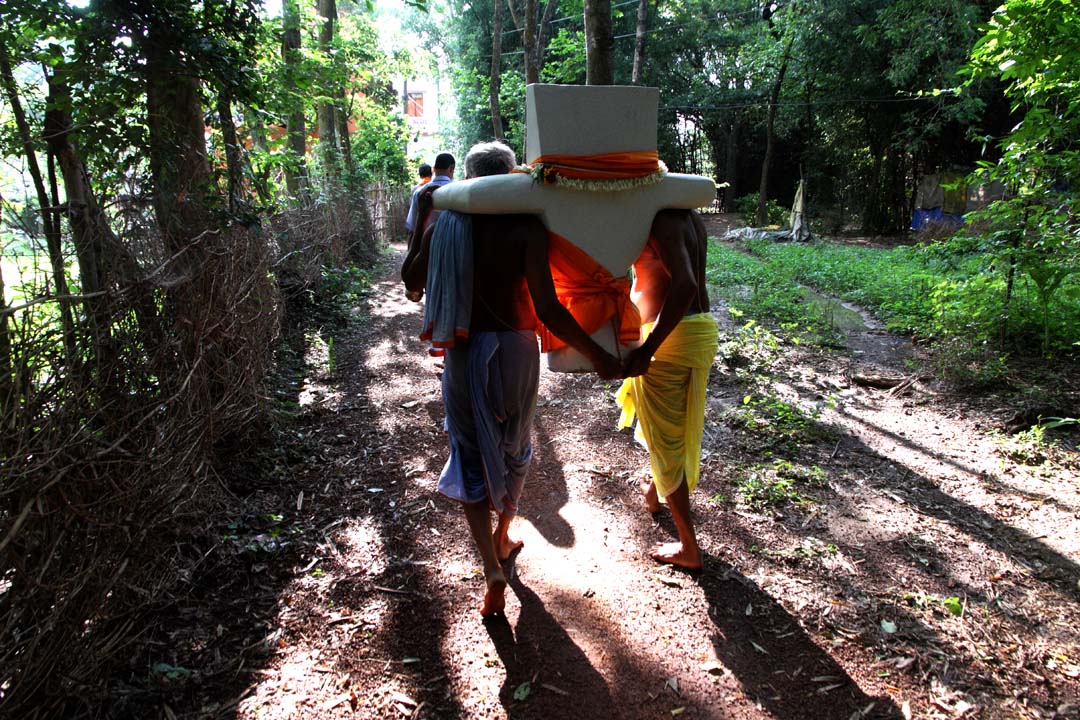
[734,193,788,228]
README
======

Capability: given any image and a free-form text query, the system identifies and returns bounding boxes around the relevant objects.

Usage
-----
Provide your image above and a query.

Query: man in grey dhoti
[402,142,622,615]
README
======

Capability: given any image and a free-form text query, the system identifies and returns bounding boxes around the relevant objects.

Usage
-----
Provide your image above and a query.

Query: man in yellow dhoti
[617,210,718,571]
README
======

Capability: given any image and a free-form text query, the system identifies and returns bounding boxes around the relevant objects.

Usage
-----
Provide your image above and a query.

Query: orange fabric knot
[513,151,664,185]
[532,151,662,180]
[537,232,641,353]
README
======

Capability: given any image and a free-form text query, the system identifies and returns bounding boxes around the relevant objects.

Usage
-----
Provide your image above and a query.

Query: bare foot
[641,479,661,514]
[494,535,524,562]
[480,569,508,616]
[649,541,703,571]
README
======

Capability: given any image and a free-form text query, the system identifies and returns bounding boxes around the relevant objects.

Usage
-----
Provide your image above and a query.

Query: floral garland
[513,160,669,193]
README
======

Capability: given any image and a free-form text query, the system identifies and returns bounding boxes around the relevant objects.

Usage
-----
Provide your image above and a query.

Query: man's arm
[623,210,698,377]
[401,185,440,294]
[401,224,435,295]
[523,222,623,380]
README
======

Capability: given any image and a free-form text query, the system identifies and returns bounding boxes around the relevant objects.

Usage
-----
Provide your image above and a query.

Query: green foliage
[735,193,787,228]
[709,234,1080,369]
[961,0,1080,357]
[351,98,411,185]
[541,29,587,84]
[735,459,823,509]
[717,315,784,388]
[994,424,1052,466]
[942,597,964,617]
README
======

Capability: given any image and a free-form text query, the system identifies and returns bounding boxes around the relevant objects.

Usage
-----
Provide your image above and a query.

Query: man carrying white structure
[433,85,715,372]
[404,141,624,616]
[618,209,717,570]
[432,85,718,580]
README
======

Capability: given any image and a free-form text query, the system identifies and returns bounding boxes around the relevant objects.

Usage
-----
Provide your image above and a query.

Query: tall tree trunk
[44,74,108,354]
[757,40,791,227]
[145,14,215,377]
[490,0,506,140]
[584,0,614,85]
[282,0,310,202]
[336,94,354,189]
[508,0,548,85]
[0,43,77,366]
[631,0,648,85]
[46,71,161,372]
[726,113,741,204]
[217,91,245,213]
[244,106,274,203]
[0,253,12,434]
[145,30,212,251]
[523,0,539,85]
[536,0,559,70]
[317,0,340,187]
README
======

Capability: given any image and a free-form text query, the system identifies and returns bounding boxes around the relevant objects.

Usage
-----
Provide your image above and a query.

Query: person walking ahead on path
[616,209,718,571]
[402,141,622,616]
[415,162,433,189]
[405,153,454,233]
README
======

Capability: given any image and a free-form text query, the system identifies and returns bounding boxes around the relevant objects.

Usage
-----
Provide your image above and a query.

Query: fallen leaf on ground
[322,693,351,710]
[513,681,531,701]
[699,660,725,675]
[390,691,417,707]
[666,675,680,693]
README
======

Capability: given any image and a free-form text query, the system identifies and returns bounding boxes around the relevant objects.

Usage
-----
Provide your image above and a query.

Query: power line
[664,92,962,112]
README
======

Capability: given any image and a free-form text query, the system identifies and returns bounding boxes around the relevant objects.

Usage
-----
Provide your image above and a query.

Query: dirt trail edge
[198,241,1078,720]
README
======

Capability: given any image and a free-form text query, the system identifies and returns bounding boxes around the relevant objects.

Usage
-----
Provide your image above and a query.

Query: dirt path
[183,240,1079,720]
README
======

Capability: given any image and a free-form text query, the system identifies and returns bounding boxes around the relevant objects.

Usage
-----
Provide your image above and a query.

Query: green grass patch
[707,237,1080,367]
[734,459,829,509]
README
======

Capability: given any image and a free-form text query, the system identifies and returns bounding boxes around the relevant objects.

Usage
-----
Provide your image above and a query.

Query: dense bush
[734,194,788,229]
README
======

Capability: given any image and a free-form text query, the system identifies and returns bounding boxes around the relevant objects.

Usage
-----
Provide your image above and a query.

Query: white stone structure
[434,84,715,371]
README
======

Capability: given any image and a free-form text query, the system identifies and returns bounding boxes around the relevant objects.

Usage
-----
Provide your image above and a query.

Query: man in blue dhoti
[402,142,622,615]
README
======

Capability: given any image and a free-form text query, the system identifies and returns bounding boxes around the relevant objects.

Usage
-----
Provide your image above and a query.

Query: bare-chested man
[402,142,622,615]
[617,209,717,571]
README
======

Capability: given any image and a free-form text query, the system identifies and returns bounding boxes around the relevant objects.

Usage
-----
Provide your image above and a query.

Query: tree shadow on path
[698,553,904,720]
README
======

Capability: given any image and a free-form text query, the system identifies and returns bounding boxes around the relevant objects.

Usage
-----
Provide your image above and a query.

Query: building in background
[397,73,454,170]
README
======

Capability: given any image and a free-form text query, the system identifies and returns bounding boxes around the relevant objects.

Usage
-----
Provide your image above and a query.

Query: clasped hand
[591,347,650,381]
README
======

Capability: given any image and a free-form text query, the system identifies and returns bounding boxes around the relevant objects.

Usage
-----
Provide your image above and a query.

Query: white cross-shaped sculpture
[434,84,715,371]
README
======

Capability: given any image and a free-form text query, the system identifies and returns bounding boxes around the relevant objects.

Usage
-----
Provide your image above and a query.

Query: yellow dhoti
[616,313,719,499]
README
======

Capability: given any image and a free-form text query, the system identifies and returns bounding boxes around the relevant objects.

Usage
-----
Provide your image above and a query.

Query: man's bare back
[631,209,710,325]
[470,215,545,333]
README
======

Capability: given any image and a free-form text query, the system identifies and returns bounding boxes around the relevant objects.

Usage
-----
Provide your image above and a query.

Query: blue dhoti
[437,330,539,516]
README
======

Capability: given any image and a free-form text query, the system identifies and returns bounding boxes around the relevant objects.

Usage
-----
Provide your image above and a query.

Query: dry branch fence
[0,184,405,716]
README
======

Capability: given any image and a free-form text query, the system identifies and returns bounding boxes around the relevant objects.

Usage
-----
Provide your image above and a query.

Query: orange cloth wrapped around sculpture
[536,232,641,353]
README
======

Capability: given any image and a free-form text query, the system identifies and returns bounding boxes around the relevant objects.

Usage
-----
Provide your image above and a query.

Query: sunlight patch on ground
[298,329,344,409]
[364,337,406,370]
[336,516,390,576]
[403,459,440,491]
[237,517,395,718]
[836,407,1080,563]
[368,283,424,321]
